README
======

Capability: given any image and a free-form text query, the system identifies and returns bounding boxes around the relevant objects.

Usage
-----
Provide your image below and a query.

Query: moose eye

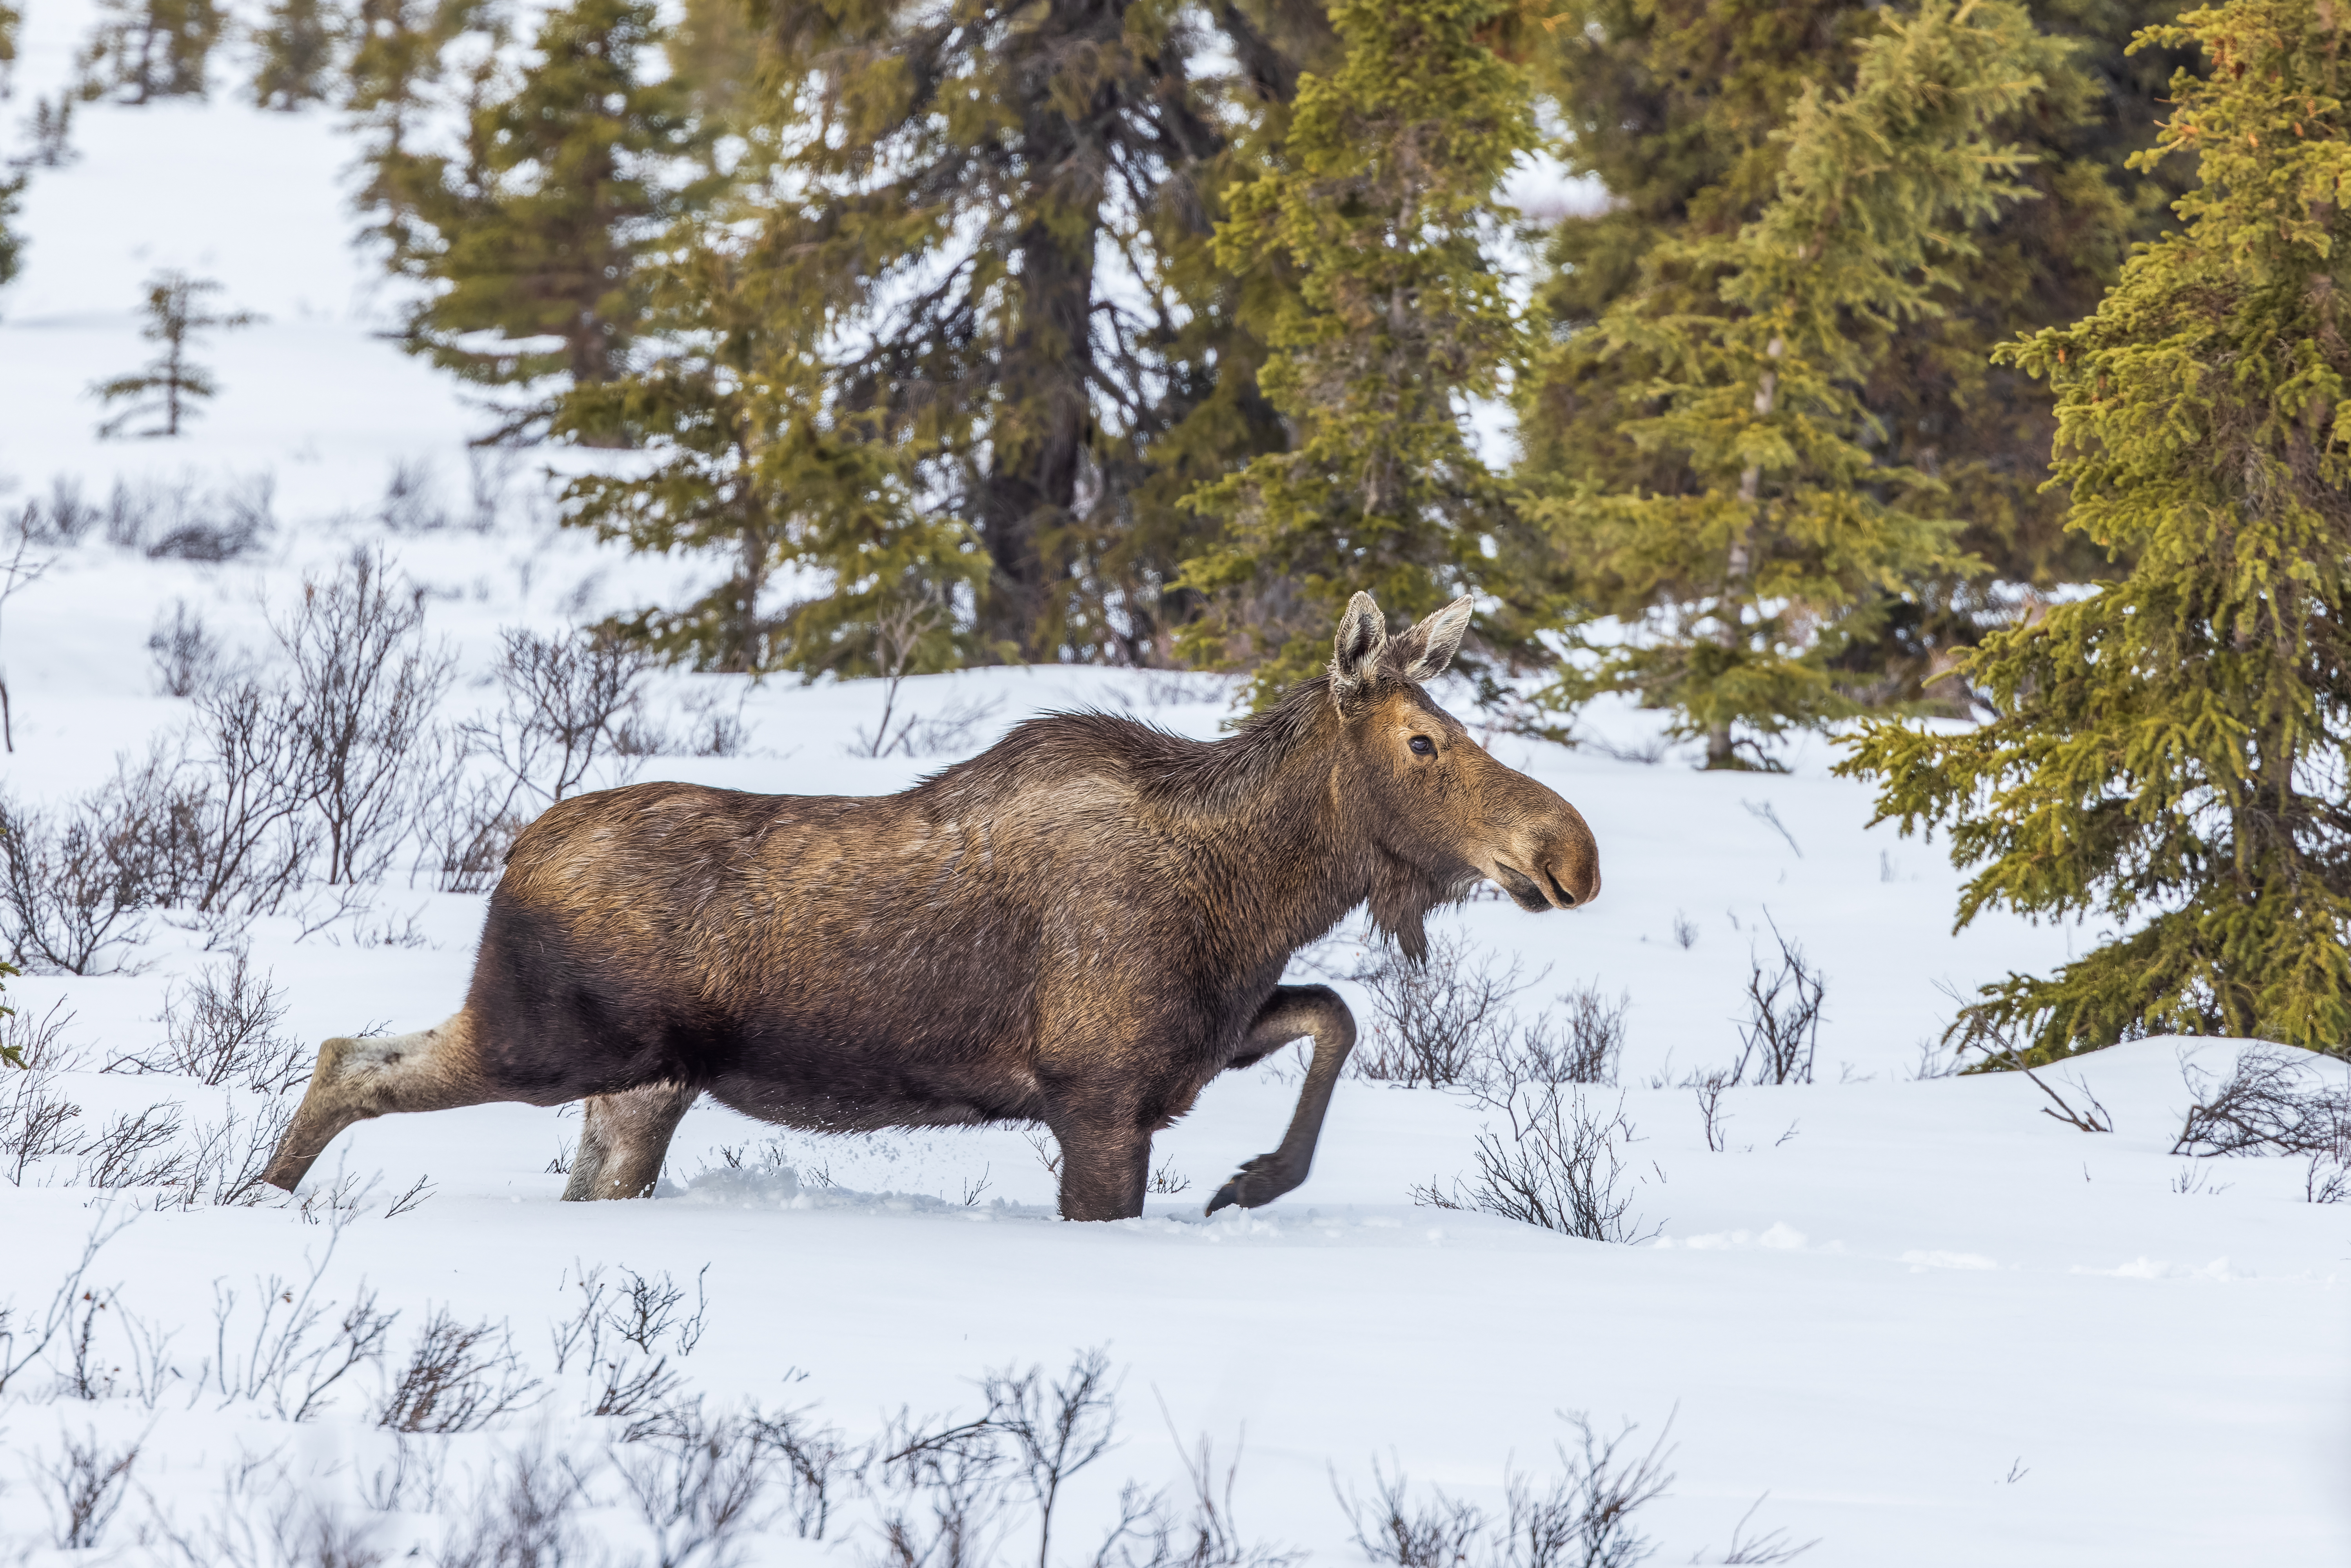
[1409,735,1436,757]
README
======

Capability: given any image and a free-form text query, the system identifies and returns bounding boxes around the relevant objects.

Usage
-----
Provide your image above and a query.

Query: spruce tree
[251,0,342,109]
[728,0,1325,663]
[1171,0,1539,709]
[1533,0,2060,768]
[1521,0,2196,709]
[79,0,225,101]
[373,0,708,418]
[1842,0,2351,1061]
[553,213,990,676]
[0,174,22,298]
[90,271,258,437]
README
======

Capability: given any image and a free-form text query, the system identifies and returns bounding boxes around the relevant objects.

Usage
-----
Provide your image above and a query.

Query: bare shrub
[149,680,318,920]
[985,1347,1121,1568]
[1518,1412,1677,1568]
[205,1233,399,1421]
[1415,1090,1659,1245]
[1338,1459,1483,1568]
[0,1218,126,1395]
[0,518,55,752]
[54,1280,180,1405]
[379,458,448,533]
[432,1443,588,1567]
[2171,1046,2351,1159]
[111,951,307,1092]
[411,769,524,895]
[156,1485,387,1568]
[1730,920,1822,1087]
[147,473,274,561]
[747,1402,869,1540]
[551,1261,699,1437]
[359,1432,450,1513]
[1692,1072,1731,1153]
[76,1103,190,1188]
[1338,1412,1690,1568]
[616,1410,778,1568]
[276,549,457,886]
[1481,987,1628,1101]
[15,474,103,545]
[152,1097,294,1209]
[1353,933,1535,1088]
[2,1068,84,1183]
[1,996,85,1070]
[1670,912,1697,951]
[0,784,159,974]
[465,624,654,810]
[40,1427,140,1549]
[377,1307,543,1434]
[1136,1433,1296,1568]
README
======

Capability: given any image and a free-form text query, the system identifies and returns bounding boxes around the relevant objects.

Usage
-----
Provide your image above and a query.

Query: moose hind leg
[1207,984,1357,1215]
[264,1013,492,1192]
[562,1082,699,1201]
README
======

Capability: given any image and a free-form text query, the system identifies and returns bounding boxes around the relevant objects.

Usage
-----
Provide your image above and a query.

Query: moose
[262,593,1601,1220]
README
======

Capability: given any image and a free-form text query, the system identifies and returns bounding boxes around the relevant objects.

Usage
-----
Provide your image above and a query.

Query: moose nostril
[1545,870,1576,908]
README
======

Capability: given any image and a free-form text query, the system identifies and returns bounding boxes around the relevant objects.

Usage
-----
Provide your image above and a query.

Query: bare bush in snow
[1415,1089,1659,1245]
[0,781,162,974]
[40,1426,141,1549]
[277,549,458,887]
[1352,934,1535,1088]
[111,950,307,1093]
[1,1067,83,1183]
[551,1261,704,1439]
[431,1443,588,1567]
[1730,920,1822,1087]
[149,598,228,696]
[1339,1411,1717,1568]
[2171,1045,2351,1159]
[1338,1459,1483,1568]
[1,996,85,1070]
[377,1306,543,1434]
[203,1231,399,1421]
[466,623,654,808]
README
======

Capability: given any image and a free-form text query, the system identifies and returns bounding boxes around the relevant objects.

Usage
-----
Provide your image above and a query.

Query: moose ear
[1329,591,1388,710]
[1395,596,1475,682]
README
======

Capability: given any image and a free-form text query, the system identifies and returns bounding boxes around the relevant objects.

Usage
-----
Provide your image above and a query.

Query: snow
[1,22,2347,1568]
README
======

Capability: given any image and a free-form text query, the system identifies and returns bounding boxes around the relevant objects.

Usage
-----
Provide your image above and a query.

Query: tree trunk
[970,0,1115,661]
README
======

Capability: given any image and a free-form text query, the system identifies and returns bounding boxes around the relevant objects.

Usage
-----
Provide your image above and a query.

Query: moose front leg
[1207,984,1357,1215]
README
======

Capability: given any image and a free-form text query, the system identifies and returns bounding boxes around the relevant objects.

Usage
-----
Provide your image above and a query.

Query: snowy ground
[2,22,2348,1568]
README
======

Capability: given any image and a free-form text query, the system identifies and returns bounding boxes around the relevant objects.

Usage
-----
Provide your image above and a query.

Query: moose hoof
[1205,1152,1294,1216]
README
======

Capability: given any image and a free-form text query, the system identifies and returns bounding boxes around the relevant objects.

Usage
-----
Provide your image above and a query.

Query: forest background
[4,0,2349,1065]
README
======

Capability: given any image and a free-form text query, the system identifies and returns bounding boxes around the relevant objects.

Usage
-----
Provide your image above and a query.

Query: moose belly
[704,1054,1049,1134]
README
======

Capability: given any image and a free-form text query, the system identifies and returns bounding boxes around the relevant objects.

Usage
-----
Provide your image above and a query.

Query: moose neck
[1170,683,1401,971]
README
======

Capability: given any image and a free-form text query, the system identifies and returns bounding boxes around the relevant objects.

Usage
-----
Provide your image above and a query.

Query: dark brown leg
[264,1013,492,1192]
[1049,1108,1152,1221]
[562,1082,699,1201]
[1206,984,1357,1215]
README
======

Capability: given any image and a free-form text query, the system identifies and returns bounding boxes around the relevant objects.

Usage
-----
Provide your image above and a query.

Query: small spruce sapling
[91,271,259,438]
[78,0,225,102]
[249,0,342,109]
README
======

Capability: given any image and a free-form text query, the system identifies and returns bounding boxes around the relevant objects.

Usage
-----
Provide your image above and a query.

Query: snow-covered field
[2,25,2347,1567]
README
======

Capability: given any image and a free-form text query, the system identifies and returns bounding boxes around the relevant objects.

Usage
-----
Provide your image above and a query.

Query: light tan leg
[561,1082,699,1201]
[263,1013,489,1192]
